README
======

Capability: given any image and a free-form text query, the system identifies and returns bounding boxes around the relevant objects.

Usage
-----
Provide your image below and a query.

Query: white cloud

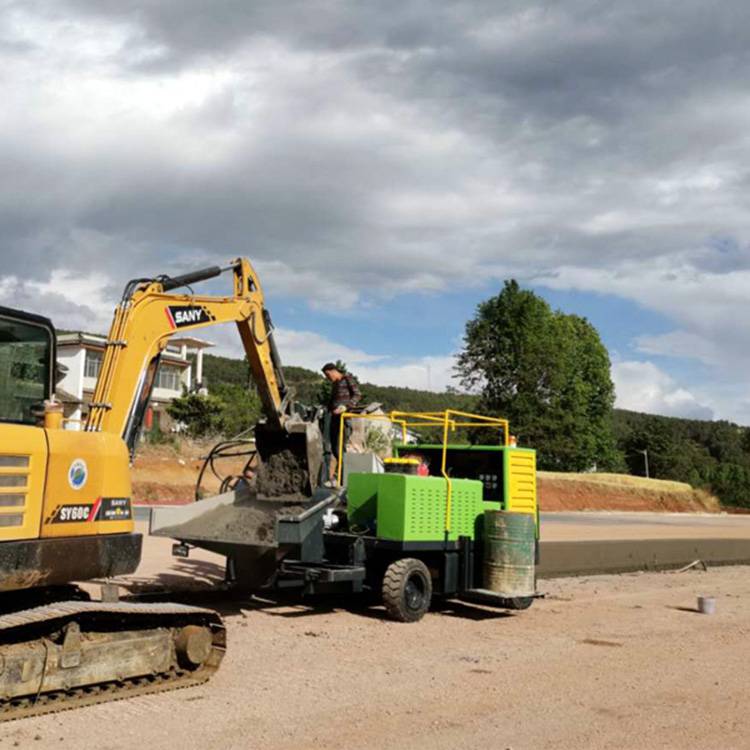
[611,360,713,420]
[272,328,385,370]
[536,258,750,420]
[355,356,457,392]
[208,322,457,392]
[635,330,721,367]
[0,270,116,332]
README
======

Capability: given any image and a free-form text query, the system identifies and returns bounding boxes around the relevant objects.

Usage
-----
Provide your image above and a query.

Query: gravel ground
[5,530,750,750]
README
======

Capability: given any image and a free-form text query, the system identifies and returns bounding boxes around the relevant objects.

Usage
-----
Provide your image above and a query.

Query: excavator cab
[0,305,140,572]
[0,308,57,546]
[0,307,55,426]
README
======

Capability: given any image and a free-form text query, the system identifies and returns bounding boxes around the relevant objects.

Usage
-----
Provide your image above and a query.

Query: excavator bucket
[254,420,324,496]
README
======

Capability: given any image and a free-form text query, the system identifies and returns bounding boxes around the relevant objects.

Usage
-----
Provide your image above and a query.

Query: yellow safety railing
[335,409,510,538]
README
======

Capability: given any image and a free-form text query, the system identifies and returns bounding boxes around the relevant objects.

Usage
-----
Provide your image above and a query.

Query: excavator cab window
[0,309,53,425]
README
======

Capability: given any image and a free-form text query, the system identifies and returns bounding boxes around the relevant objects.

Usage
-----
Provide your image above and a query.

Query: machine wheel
[500,596,534,611]
[382,558,432,623]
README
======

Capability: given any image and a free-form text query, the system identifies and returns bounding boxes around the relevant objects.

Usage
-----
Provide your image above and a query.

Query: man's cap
[322,362,338,373]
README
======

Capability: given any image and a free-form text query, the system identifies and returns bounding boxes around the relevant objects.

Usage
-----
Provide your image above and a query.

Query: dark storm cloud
[5,0,750,279]
[50,0,750,133]
[2,0,750,414]
[45,0,471,63]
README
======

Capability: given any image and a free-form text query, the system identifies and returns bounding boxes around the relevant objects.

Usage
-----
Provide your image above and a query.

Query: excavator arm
[84,257,322,490]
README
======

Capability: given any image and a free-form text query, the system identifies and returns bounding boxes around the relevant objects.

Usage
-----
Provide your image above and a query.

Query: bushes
[614,410,750,508]
[167,384,261,439]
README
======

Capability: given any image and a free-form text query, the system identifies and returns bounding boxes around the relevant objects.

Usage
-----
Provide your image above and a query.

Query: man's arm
[346,375,362,408]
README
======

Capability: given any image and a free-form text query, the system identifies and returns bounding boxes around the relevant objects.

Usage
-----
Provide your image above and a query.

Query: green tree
[167,384,262,438]
[211,383,262,436]
[456,280,622,471]
[166,392,226,437]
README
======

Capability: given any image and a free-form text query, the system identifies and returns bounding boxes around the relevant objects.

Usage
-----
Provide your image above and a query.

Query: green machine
[160,410,540,625]
[325,410,540,622]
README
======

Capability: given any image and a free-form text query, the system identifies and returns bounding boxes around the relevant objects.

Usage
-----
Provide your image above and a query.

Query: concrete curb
[134,505,158,523]
[135,504,197,523]
[538,538,750,578]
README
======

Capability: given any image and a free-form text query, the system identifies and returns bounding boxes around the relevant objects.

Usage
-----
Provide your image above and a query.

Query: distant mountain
[200,354,477,413]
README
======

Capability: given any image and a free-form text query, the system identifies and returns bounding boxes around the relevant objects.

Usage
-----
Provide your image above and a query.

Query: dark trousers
[325,411,351,479]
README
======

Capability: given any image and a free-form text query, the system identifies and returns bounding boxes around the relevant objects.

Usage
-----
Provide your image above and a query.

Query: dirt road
[7,528,750,750]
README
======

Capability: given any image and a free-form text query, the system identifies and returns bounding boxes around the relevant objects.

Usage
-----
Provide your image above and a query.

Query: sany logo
[68,459,88,490]
[165,305,213,329]
[174,308,203,325]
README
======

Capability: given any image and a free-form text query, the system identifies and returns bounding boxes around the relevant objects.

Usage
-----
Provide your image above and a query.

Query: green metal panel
[346,473,381,529]
[376,474,484,542]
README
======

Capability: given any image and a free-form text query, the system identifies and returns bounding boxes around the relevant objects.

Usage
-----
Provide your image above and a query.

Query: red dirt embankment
[538,471,721,513]
[131,440,249,505]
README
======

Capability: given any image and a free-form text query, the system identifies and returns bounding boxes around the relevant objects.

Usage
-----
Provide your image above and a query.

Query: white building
[56,332,214,431]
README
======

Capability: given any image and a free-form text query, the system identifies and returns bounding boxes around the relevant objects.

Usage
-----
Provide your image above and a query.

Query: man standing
[322,362,361,484]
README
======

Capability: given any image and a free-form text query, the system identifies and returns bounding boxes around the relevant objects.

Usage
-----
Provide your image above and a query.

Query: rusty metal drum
[483,510,536,597]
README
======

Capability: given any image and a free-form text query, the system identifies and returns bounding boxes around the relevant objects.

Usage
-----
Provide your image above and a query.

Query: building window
[84,350,103,379]
[156,365,182,392]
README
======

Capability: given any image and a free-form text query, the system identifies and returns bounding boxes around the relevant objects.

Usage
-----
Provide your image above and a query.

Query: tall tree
[457,280,622,471]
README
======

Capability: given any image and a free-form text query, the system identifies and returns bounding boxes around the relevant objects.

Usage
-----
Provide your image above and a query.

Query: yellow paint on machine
[0,425,48,542]
[505,449,537,516]
[41,431,134,539]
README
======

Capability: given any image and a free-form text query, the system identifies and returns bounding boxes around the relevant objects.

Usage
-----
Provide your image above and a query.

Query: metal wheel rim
[404,573,427,612]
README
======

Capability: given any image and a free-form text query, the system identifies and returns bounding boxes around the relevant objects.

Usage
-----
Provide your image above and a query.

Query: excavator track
[0,600,225,722]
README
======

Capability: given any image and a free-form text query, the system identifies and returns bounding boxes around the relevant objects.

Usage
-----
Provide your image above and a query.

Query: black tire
[500,596,534,611]
[382,558,432,623]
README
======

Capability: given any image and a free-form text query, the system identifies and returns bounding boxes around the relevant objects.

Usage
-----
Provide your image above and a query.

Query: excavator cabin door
[0,308,54,541]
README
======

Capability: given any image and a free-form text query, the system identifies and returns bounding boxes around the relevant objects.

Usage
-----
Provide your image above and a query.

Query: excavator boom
[85,257,322,492]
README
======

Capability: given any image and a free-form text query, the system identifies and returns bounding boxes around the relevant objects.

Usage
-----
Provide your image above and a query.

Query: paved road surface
[541,511,750,541]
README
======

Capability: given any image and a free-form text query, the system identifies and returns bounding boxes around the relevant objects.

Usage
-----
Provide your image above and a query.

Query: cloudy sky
[1,1,749,422]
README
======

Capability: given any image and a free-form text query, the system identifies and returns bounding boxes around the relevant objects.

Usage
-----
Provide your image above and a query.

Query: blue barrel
[483,511,536,596]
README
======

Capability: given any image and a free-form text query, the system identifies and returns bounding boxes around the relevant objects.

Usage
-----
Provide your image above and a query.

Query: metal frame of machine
[157,409,540,624]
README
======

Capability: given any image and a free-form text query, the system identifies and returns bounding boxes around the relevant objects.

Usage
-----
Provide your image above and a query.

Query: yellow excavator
[0,257,322,719]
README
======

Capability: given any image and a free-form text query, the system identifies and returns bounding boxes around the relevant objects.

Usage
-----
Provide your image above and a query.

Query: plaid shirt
[329,374,361,412]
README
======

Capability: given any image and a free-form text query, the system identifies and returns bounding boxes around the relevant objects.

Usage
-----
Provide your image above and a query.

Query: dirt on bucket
[155,446,315,546]
[160,491,311,547]
[255,449,310,499]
